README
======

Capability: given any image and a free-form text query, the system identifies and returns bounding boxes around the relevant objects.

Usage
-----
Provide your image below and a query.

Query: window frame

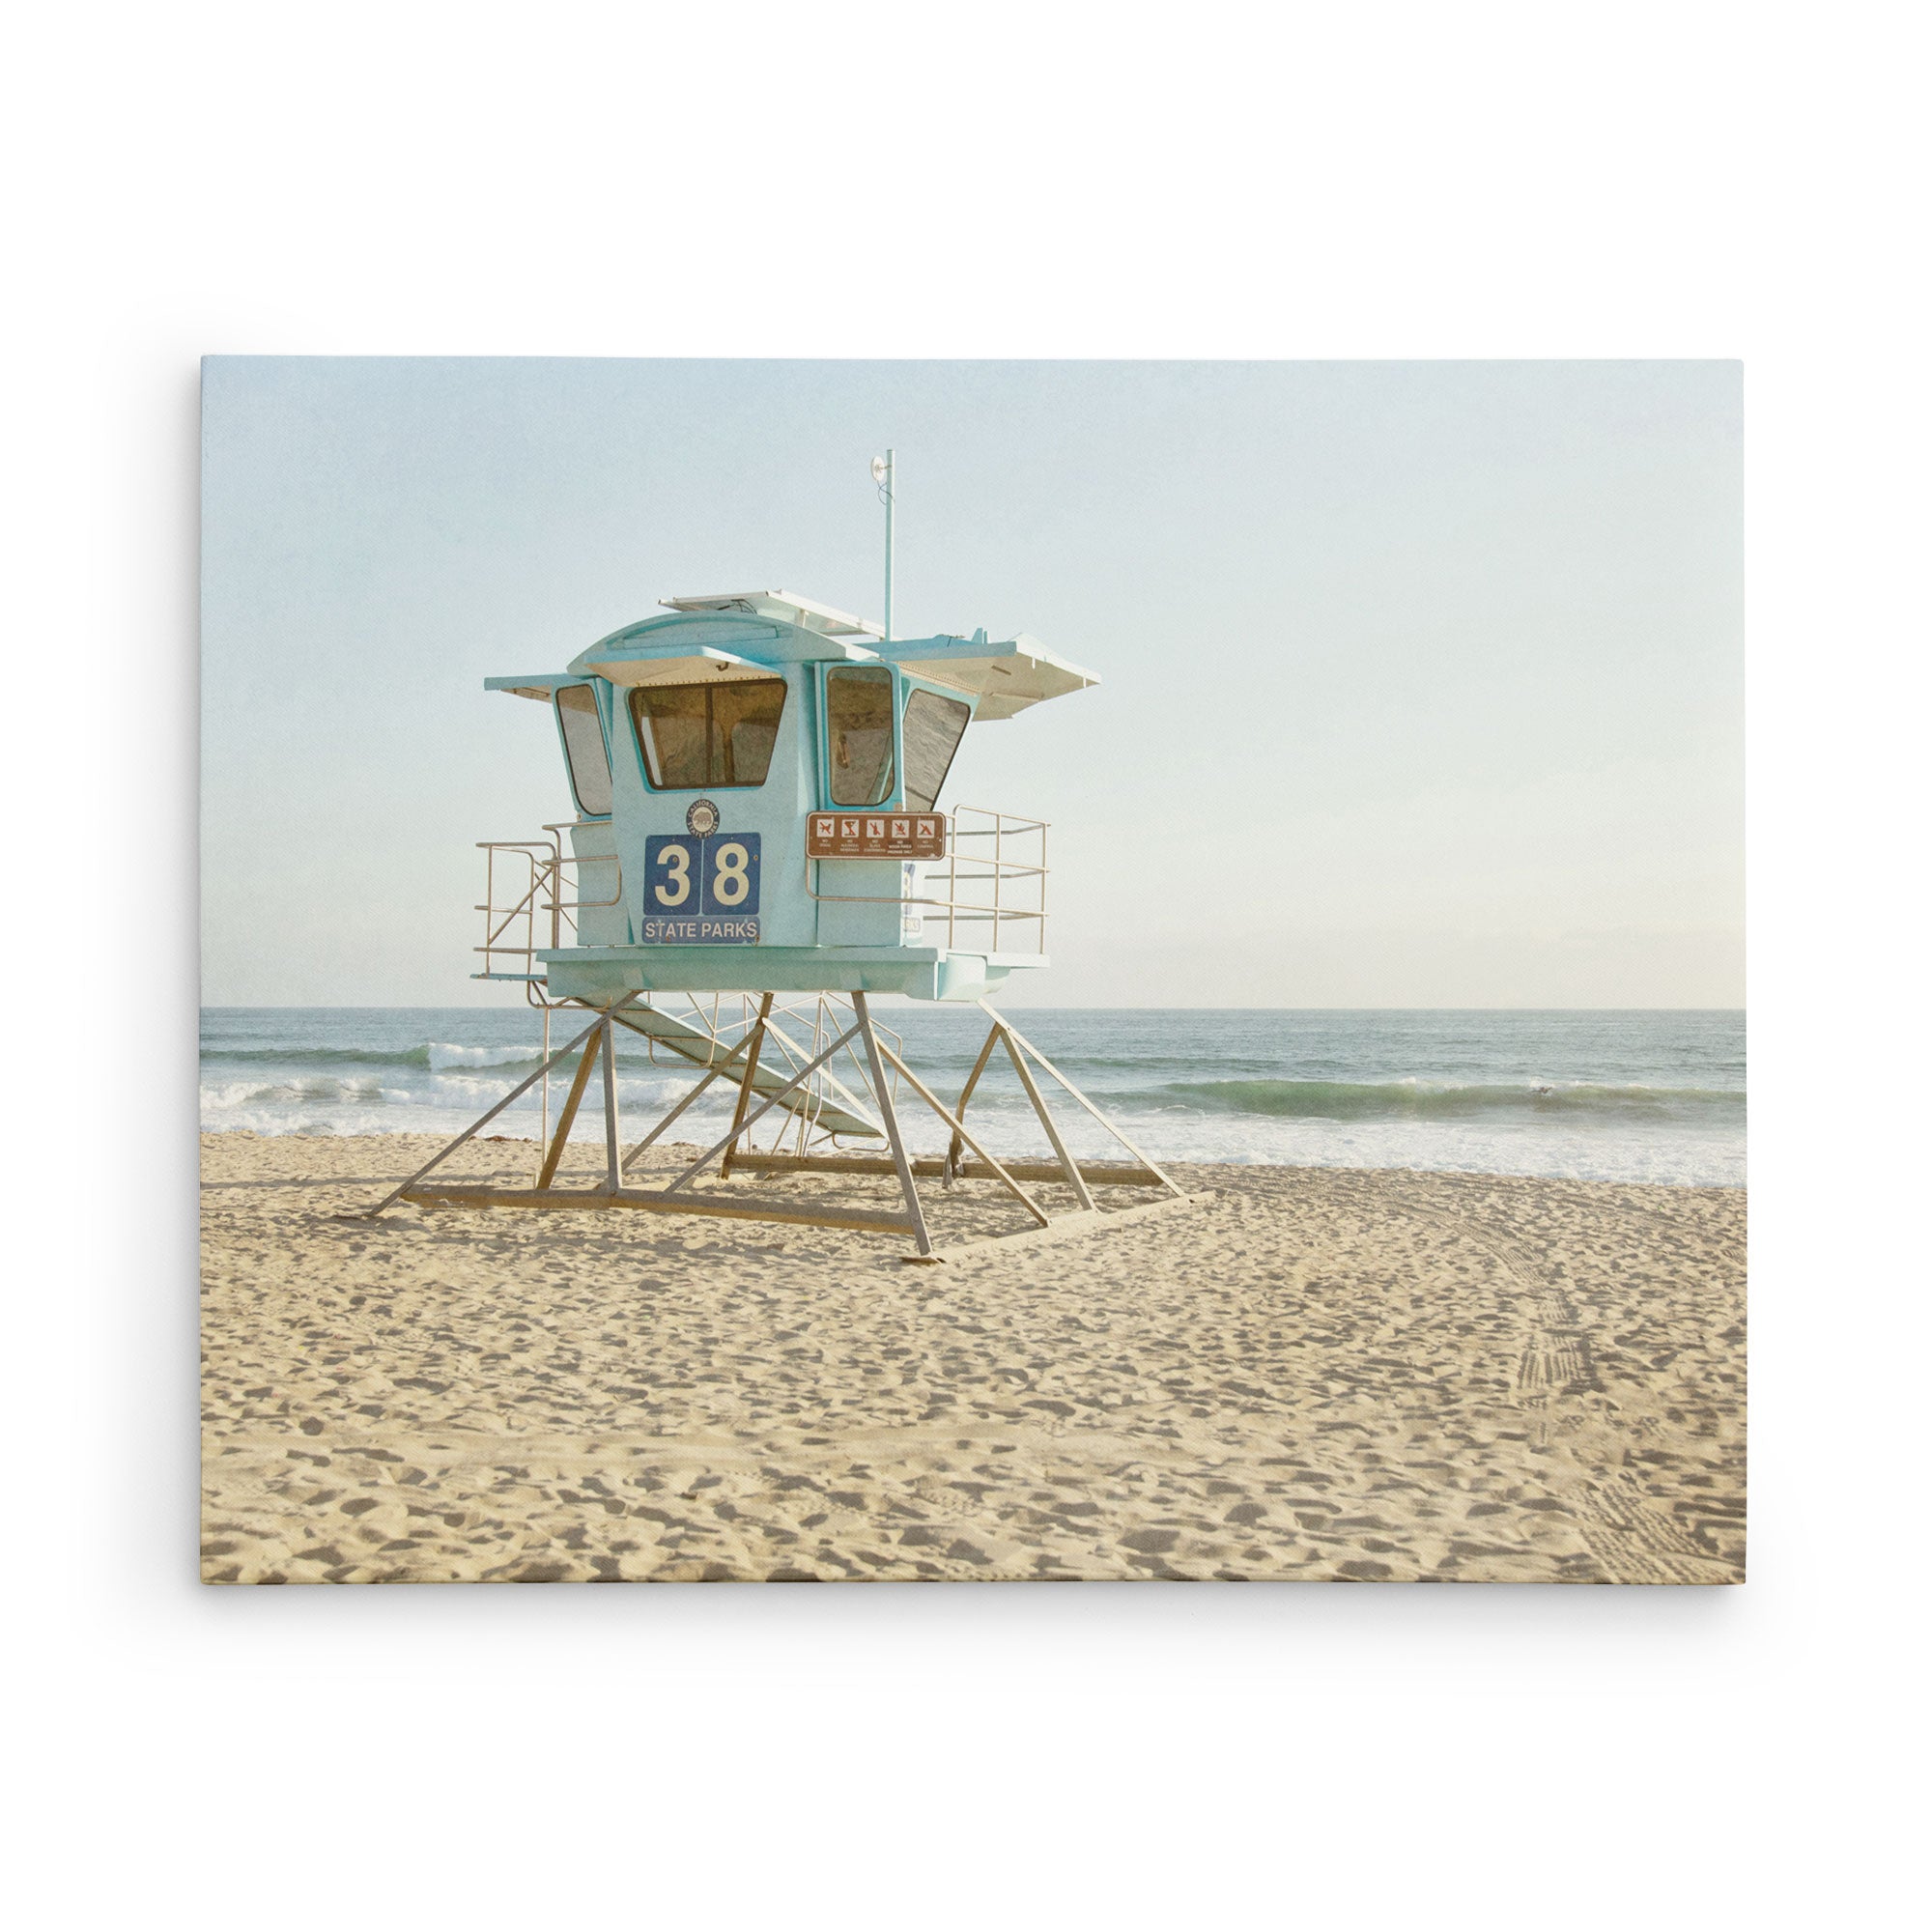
[551,679,614,820]
[900,686,972,813]
[627,674,790,792]
[816,662,903,810]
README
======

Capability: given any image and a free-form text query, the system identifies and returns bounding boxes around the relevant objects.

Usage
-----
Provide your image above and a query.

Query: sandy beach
[200,1132,1746,1583]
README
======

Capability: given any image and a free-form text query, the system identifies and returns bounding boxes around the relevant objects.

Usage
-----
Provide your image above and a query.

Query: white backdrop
[4,3,1924,1926]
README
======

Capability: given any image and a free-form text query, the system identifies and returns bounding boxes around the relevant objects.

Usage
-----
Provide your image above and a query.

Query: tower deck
[524,943,1044,1004]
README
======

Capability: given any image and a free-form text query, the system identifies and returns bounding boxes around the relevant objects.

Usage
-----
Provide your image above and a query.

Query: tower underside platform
[362,989,1206,1264]
[533,944,1041,1004]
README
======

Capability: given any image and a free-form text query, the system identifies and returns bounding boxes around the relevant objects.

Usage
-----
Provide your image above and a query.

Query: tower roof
[491,593,1100,721]
[659,589,882,639]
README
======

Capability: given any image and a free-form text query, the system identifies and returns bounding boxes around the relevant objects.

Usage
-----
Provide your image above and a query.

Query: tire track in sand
[1368,1179,1733,1584]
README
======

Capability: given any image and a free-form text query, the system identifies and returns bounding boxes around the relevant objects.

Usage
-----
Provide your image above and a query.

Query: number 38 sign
[641,833,761,943]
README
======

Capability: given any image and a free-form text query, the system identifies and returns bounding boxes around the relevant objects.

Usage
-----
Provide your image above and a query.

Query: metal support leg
[720,993,774,1179]
[946,1019,1004,1183]
[664,1022,866,1194]
[870,1032,1050,1228]
[536,1003,552,1190]
[599,1017,621,1193]
[852,991,933,1257]
[980,1003,1187,1198]
[1000,1028,1097,1211]
[743,1009,883,1137]
[537,1031,604,1190]
[617,1027,758,1175]
[360,1003,621,1216]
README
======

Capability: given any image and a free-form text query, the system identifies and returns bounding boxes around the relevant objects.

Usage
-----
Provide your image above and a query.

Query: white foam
[198,1011,1747,1185]
[426,1042,541,1070]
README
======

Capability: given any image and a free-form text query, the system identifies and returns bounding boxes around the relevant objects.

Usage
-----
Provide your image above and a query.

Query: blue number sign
[642,834,761,943]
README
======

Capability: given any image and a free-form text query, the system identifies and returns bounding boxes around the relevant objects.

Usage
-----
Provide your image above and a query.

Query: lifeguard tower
[368,586,1200,1260]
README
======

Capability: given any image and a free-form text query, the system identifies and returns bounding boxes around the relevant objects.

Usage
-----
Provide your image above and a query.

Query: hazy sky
[201,358,1741,1008]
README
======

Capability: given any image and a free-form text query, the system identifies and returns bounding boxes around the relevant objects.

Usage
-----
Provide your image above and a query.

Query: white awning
[880,633,1099,719]
[484,673,572,703]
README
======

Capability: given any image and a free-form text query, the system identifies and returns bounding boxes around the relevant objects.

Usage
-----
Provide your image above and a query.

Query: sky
[200,358,1742,1009]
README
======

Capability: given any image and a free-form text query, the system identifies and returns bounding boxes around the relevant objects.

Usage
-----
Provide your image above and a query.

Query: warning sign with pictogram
[806,812,948,859]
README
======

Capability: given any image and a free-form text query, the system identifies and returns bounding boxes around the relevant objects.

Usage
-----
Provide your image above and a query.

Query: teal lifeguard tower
[370,583,1197,1260]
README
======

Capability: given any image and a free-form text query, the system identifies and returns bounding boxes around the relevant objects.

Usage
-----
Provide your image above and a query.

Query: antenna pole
[882,447,895,641]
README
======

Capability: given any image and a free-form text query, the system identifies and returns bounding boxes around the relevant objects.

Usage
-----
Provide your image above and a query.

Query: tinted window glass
[712,680,784,786]
[630,678,786,788]
[632,684,709,787]
[827,666,895,806]
[555,684,612,816]
[901,689,971,811]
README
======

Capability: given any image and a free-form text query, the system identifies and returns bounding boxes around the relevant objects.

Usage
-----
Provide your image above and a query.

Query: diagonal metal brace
[662,1022,864,1193]
[360,994,639,1215]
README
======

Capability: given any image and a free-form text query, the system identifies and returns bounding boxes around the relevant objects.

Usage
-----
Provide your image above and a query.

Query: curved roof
[493,591,1100,720]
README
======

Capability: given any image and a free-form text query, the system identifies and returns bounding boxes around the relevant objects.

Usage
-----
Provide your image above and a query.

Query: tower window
[826,666,895,807]
[901,689,971,812]
[630,678,787,789]
[555,684,613,817]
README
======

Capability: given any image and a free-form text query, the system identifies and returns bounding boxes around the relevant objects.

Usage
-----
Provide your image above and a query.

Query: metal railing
[473,824,622,981]
[477,803,1045,978]
[805,804,1048,954]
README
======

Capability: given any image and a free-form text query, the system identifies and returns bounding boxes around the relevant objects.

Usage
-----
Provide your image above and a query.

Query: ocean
[200,1007,1745,1187]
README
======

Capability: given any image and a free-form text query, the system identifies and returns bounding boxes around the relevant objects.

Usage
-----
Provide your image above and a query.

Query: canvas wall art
[199,357,1745,1583]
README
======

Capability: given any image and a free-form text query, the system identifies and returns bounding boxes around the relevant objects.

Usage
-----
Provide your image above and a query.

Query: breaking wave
[197,1009,1747,1185]
[1140,1078,1743,1120]
[203,1041,550,1071]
